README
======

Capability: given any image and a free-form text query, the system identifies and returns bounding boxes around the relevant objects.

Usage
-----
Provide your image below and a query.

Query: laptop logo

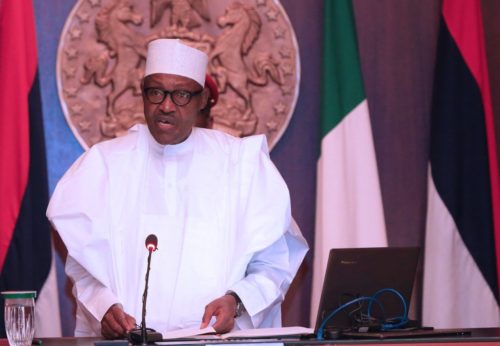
[340,260,357,265]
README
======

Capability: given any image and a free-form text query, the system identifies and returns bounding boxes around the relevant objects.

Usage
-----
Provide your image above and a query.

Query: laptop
[314,247,420,336]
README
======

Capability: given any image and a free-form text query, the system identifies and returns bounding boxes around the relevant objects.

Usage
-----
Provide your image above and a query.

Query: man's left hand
[200,295,237,333]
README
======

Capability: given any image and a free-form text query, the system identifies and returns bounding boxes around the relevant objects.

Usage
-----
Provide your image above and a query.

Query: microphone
[145,234,158,252]
[141,234,157,344]
[129,234,162,345]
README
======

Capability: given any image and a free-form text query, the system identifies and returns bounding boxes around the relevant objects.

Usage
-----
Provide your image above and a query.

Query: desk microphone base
[128,328,163,344]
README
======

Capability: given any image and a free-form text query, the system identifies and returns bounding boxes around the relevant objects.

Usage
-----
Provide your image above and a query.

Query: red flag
[423,0,500,327]
[0,0,53,336]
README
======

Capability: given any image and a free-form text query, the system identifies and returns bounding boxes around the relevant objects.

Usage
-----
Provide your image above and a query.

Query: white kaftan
[47,124,308,336]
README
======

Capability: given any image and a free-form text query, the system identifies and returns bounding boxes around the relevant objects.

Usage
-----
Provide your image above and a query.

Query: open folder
[158,326,314,341]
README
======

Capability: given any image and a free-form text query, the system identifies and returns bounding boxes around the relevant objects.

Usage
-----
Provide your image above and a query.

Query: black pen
[32,339,43,345]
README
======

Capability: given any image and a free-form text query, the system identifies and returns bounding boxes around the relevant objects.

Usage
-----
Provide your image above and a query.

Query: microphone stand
[129,235,162,345]
[141,248,153,345]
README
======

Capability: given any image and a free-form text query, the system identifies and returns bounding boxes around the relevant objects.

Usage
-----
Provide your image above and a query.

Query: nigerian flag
[310,0,387,326]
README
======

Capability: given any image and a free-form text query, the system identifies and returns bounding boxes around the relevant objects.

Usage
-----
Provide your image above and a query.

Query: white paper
[160,326,216,340]
[222,326,314,339]
[157,326,314,342]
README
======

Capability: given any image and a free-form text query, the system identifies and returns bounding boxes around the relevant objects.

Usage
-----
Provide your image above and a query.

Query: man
[47,39,308,339]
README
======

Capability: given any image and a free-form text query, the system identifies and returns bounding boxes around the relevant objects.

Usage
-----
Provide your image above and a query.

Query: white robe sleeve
[227,137,309,328]
[66,256,120,335]
[229,219,308,329]
[47,146,122,334]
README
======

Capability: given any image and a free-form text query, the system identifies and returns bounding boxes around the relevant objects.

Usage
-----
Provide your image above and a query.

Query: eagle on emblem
[150,0,210,29]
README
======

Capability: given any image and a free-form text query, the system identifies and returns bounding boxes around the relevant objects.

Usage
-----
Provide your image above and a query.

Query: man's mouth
[156,116,175,127]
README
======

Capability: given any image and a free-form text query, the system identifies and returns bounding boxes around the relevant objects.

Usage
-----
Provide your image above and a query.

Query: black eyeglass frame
[143,87,203,107]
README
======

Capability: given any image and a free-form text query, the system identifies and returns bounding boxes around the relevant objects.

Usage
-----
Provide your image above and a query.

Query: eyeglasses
[143,87,203,106]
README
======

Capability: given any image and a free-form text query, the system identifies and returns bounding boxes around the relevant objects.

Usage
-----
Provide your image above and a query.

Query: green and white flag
[311,0,387,326]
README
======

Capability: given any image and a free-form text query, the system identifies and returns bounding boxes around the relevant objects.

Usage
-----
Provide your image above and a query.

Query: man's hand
[200,295,237,334]
[101,304,136,339]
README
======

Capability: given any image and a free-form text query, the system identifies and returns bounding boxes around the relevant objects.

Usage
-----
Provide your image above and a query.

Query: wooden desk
[2,329,500,346]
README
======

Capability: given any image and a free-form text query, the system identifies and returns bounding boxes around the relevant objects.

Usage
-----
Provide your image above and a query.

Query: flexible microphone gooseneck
[129,234,161,345]
[141,234,158,345]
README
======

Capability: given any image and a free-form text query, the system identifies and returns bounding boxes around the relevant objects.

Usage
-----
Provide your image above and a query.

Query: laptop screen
[314,247,420,334]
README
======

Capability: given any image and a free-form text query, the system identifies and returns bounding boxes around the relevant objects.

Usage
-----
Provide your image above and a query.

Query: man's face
[142,73,208,145]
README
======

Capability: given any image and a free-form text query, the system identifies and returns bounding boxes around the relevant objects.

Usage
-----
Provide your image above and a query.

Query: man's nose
[159,93,175,112]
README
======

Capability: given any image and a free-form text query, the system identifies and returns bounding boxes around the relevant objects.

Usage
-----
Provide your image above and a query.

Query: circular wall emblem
[57,0,300,150]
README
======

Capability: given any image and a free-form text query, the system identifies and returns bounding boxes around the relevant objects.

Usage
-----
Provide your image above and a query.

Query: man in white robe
[47,39,308,339]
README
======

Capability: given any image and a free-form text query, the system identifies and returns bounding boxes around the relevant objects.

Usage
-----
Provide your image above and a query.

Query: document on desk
[159,326,217,340]
[157,326,314,343]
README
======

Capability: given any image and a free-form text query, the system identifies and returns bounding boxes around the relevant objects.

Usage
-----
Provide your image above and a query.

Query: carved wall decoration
[57,0,300,149]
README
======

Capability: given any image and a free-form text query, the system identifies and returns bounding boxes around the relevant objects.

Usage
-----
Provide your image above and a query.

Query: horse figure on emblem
[83,0,147,119]
[210,2,283,135]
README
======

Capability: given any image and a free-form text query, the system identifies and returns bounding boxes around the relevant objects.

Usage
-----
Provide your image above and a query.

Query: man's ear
[199,87,210,110]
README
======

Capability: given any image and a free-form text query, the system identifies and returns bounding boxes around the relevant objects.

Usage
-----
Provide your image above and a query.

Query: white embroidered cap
[144,39,208,86]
